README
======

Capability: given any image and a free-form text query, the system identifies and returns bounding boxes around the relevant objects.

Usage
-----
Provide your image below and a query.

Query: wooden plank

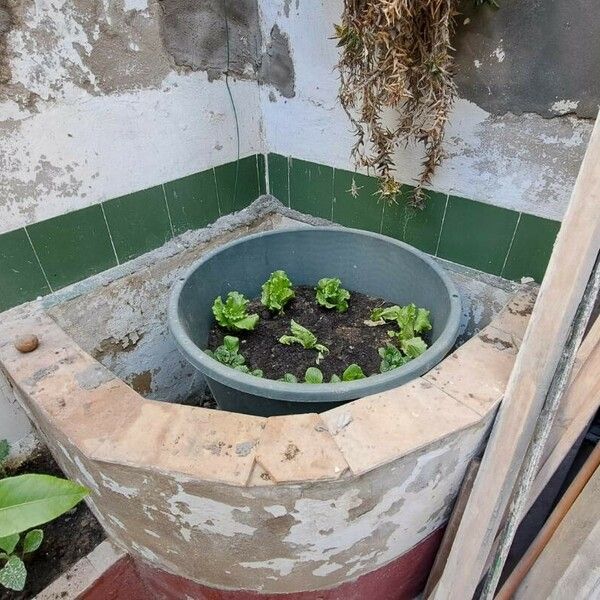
[431,115,600,600]
[497,442,600,599]
[423,459,480,598]
[510,455,600,599]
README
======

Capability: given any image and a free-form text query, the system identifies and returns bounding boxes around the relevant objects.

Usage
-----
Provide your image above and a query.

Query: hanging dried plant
[335,0,460,208]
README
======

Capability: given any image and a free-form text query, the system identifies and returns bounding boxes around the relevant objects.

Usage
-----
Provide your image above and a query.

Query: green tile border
[0,153,561,313]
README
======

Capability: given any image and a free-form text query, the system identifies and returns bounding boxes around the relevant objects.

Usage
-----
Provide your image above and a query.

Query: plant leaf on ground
[330,374,341,383]
[261,270,295,313]
[206,337,262,377]
[0,555,26,591]
[342,364,366,381]
[212,291,259,331]
[279,373,298,383]
[315,278,351,312]
[22,530,43,554]
[279,320,329,364]
[0,474,89,538]
[400,337,428,359]
[0,534,19,555]
[305,367,324,384]
[370,303,431,339]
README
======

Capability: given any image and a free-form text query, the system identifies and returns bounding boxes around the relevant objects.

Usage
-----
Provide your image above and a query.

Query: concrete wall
[259,0,596,221]
[0,0,264,234]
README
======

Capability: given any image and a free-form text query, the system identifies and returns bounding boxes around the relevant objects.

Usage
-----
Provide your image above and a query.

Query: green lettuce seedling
[330,374,341,383]
[206,336,262,377]
[304,367,323,384]
[261,270,295,313]
[342,364,366,381]
[370,303,431,339]
[279,320,329,364]
[315,278,350,312]
[279,373,298,383]
[399,336,428,359]
[212,291,259,331]
[378,344,410,372]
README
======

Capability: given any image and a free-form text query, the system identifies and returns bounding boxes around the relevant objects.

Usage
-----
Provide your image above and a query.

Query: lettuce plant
[315,278,351,312]
[342,364,366,381]
[378,344,410,372]
[261,270,295,313]
[212,291,259,331]
[0,446,89,592]
[279,373,298,383]
[399,336,428,359]
[304,367,323,384]
[279,320,329,364]
[330,374,341,383]
[370,303,431,339]
[206,337,262,377]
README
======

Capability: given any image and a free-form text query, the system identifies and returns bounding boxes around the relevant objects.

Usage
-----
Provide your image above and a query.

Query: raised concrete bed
[0,200,533,599]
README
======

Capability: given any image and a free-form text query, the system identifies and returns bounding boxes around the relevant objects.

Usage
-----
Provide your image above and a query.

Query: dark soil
[208,286,404,381]
[0,451,105,600]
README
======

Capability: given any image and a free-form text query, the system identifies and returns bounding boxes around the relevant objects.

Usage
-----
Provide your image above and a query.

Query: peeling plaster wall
[259,1,595,221]
[0,0,264,234]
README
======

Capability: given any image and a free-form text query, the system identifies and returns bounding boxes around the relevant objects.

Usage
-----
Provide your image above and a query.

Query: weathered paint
[258,1,593,221]
[0,0,264,234]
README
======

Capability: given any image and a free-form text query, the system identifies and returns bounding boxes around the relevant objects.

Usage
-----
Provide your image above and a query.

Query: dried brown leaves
[335,0,459,207]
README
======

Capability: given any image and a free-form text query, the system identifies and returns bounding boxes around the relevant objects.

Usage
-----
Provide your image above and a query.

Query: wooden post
[431,115,600,600]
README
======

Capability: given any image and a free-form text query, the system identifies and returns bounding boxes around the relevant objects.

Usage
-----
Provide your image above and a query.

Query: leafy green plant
[342,364,366,381]
[378,344,410,373]
[0,440,8,478]
[304,367,324,384]
[206,337,262,377]
[279,320,329,364]
[370,304,431,338]
[261,270,295,313]
[330,374,341,383]
[315,278,350,313]
[279,373,298,383]
[0,473,88,591]
[212,291,259,331]
[399,336,428,359]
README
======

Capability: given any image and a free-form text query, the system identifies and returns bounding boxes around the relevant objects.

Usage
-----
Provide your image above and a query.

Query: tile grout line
[500,212,522,278]
[161,183,176,238]
[286,156,291,208]
[212,166,222,216]
[434,193,450,257]
[331,168,335,221]
[264,152,270,195]
[100,202,120,266]
[23,226,54,293]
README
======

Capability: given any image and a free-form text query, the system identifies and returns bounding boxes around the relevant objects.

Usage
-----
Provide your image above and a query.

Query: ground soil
[0,451,105,600]
[207,286,407,381]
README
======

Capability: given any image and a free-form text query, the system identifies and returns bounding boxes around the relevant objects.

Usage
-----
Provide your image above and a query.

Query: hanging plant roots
[335,0,459,208]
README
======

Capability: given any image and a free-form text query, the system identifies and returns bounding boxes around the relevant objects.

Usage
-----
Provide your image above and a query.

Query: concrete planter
[169,227,461,416]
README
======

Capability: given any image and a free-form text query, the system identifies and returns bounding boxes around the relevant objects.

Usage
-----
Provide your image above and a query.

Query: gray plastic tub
[168,227,461,416]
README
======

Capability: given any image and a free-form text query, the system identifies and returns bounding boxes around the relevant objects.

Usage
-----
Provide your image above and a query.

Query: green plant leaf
[370,305,402,323]
[378,344,410,373]
[342,364,366,381]
[212,292,259,331]
[330,374,341,383]
[223,336,239,352]
[22,529,43,554]
[304,367,323,384]
[414,308,432,334]
[261,270,295,312]
[0,474,89,538]
[0,555,26,591]
[251,369,264,378]
[0,534,19,554]
[315,278,350,312]
[279,373,298,383]
[0,440,9,464]
[401,337,428,359]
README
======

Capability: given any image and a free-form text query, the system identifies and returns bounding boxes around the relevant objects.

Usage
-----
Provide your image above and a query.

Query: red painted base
[80,528,443,600]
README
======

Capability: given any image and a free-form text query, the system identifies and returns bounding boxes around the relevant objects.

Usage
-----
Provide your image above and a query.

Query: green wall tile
[381,186,447,254]
[437,195,519,275]
[257,154,267,196]
[0,229,51,311]
[27,205,117,290]
[502,213,560,283]
[268,153,289,205]
[103,186,172,262]
[214,155,260,215]
[332,169,383,232]
[163,170,220,236]
[289,158,333,219]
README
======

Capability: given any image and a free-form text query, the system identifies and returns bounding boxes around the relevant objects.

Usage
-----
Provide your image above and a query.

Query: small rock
[14,334,39,353]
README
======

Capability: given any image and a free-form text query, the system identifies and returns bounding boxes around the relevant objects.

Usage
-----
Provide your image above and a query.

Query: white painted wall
[258,0,592,221]
[0,0,264,234]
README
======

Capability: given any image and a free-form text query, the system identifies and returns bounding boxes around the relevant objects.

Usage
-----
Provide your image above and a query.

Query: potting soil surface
[208,286,416,381]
